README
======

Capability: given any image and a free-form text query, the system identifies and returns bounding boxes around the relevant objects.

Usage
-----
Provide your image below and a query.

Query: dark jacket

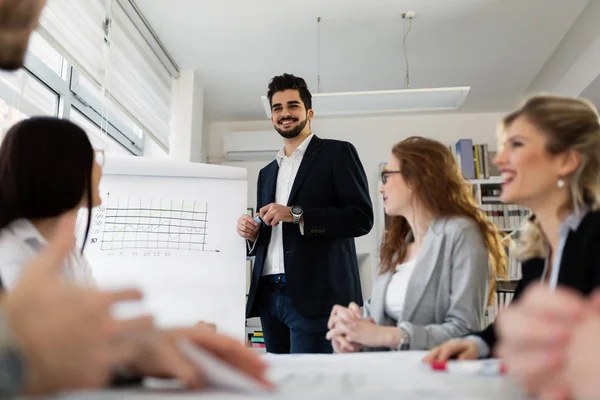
[246,135,373,318]
[476,209,600,353]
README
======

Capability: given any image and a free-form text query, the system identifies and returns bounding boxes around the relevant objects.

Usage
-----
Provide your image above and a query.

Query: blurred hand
[423,339,479,363]
[564,310,600,400]
[259,203,292,226]
[236,214,259,242]
[122,326,273,390]
[496,284,585,398]
[195,321,217,332]
[1,213,152,395]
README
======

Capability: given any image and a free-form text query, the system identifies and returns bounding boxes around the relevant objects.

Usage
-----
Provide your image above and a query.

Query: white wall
[207,111,506,298]
[170,70,205,162]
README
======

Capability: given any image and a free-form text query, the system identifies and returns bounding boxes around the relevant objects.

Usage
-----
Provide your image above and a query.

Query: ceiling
[135,0,589,121]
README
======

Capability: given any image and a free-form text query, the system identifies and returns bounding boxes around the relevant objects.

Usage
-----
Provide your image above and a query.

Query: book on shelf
[480,204,530,230]
[454,139,475,179]
[485,291,515,326]
[246,330,264,344]
[453,139,494,180]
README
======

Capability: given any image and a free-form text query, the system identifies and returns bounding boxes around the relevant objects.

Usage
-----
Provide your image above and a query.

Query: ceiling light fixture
[261,12,470,118]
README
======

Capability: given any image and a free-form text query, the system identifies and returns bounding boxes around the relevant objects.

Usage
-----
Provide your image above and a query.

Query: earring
[557,178,565,189]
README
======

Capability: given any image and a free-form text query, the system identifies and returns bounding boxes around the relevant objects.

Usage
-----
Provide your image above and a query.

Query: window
[0,33,142,155]
[70,72,144,155]
[0,68,59,140]
[70,110,131,156]
[26,32,65,78]
[37,0,177,153]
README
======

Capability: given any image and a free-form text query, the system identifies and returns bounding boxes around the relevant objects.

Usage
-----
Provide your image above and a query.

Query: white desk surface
[54,351,527,400]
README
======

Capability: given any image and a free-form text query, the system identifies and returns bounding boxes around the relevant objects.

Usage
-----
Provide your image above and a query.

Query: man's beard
[274,117,308,139]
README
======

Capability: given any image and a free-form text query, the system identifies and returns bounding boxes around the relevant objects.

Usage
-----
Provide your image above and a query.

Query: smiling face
[270,89,313,139]
[494,115,580,209]
[379,155,414,217]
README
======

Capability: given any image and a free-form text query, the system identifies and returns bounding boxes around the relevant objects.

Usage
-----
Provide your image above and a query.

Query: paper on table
[264,351,457,396]
[177,339,270,394]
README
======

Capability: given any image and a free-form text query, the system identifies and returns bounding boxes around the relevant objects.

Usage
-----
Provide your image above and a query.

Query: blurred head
[496,95,600,259]
[379,136,507,304]
[267,73,314,139]
[0,117,103,251]
[0,0,47,70]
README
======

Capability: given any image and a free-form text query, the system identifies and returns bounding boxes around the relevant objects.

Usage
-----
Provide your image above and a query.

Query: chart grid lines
[97,193,215,252]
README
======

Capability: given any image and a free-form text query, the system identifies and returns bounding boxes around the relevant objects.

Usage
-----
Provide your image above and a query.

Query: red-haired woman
[326,136,506,352]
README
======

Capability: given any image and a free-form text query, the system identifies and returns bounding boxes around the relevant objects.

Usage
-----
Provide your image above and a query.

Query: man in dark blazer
[236,73,373,354]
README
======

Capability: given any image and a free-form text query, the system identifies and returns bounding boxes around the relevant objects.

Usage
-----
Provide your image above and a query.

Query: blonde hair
[499,95,600,260]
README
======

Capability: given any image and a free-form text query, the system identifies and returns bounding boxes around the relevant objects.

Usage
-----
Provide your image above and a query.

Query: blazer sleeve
[399,222,489,350]
[302,142,373,238]
[469,260,537,354]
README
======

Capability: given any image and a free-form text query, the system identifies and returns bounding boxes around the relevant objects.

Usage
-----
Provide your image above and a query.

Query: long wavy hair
[499,95,600,260]
[379,136,507,305]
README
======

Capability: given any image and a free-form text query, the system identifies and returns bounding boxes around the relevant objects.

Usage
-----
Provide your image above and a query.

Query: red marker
[430,360,507,376]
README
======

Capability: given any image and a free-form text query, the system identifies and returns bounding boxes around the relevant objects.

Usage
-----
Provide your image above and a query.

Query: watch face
[291,206,303,215]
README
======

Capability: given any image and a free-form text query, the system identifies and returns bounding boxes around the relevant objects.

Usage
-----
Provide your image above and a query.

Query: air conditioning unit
[223,130,281,161]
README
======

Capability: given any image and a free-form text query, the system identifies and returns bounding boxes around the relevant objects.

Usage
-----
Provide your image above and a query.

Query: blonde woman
[425,95,600,397]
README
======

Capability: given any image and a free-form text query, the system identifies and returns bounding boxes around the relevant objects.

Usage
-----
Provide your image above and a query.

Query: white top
[384,259,417,321]
[261,134,313,276]
[0,218,96,289]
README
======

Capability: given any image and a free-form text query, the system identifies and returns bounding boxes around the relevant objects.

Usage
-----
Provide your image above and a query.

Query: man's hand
[1,213,153,396]
[236,214,259,242]
[496,284,585,398]
[125,327,273,390]
[259,203,293,226]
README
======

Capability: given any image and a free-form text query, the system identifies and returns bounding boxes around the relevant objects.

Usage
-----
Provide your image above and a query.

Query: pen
[429,360,507,376]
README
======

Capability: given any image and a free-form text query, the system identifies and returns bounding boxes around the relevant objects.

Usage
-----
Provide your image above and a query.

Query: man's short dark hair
[267,73,312,111]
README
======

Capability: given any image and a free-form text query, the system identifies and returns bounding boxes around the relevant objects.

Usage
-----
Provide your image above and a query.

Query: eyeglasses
[381,170,402,184]
[94,149,105,167]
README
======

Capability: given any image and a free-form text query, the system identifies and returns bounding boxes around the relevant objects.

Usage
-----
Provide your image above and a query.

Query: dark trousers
[257,277,332,354]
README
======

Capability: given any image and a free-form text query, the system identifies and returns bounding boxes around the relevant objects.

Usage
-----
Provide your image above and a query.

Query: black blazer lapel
[262,161,279,206]
[287,136,322,205]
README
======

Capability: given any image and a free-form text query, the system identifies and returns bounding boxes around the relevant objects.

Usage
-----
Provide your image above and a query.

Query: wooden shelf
[470,177,503,185]
[496,279,520,292]
[482,196,501,202]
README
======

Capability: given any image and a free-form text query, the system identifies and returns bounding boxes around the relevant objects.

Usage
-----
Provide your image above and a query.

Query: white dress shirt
[260,134,314,276]
[384,259,417,321]
[0,218,96,289]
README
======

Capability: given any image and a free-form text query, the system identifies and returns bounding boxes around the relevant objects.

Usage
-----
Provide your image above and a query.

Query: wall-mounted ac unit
[224,130,281,161]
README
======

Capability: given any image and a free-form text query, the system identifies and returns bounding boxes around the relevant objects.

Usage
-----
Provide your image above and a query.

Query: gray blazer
[363,216,489,350]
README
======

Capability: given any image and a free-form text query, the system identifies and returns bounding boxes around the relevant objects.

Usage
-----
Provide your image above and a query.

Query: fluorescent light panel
[261,86,470,118]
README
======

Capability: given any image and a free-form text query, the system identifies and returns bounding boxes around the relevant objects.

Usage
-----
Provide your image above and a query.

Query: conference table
[53,351,528,400]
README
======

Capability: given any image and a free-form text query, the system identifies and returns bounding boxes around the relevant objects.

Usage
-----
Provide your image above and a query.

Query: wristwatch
[396,328,410,351]
[290,205,303,224]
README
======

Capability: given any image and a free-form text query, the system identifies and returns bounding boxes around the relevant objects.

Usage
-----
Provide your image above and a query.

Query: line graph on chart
[91,192,219,252]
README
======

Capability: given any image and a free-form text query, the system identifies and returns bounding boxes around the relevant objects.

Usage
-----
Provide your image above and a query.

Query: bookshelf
[470,178,530,327]
[245,256,267,353]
